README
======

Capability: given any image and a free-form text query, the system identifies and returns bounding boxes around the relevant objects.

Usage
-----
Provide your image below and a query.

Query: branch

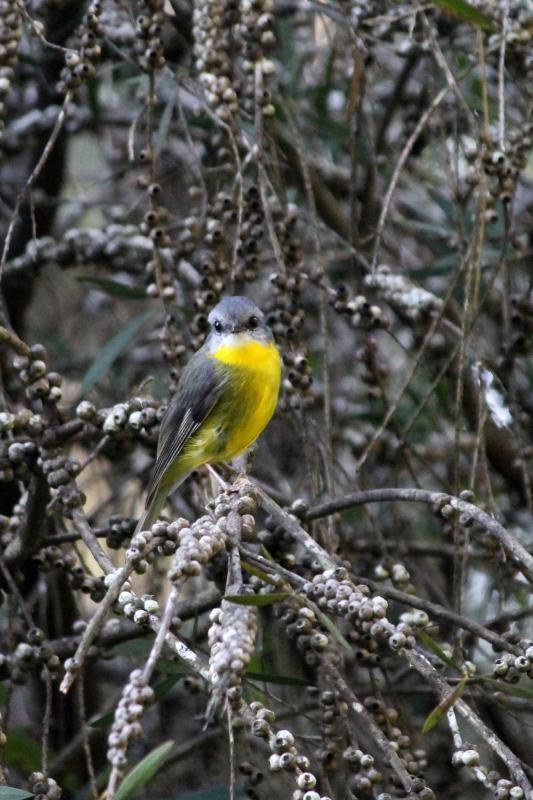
[4,475,50,564]
[307,488,533,583]
[407,649,532,798]
[355,575,521,656]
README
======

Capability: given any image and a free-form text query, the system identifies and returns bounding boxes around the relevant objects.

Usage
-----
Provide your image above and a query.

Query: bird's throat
[211,335,280,372]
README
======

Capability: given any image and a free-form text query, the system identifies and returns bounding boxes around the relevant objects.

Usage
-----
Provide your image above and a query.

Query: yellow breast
[212,337,280,370]
[208,336,281,460]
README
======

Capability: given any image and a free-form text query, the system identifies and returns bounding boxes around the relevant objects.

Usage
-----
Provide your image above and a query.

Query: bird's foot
[231,444,256,475]
[205,464,229,489]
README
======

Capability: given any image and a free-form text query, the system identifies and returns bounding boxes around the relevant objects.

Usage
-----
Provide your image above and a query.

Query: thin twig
[71,508,115,574]
[371,85,448,270]
[0,325,31,356]
[0,92,72,274]
[498,1,509,151]
[78,671,99,800]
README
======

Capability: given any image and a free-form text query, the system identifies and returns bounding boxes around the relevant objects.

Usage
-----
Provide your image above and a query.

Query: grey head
[206,296,272,344]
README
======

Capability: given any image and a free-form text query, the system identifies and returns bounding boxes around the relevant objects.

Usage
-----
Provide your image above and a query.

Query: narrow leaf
[422,677,468,733]
[90,674,180,729]
[241,561,282,587]
[153,675,181,701]
[155,657,190,675]
[485,679,533,700]
[223,592,292,607]
[156,784,230,800]
[89,708,114,729]
[77,276,147,300]
[418,631,461,673]
[114,741,174,800]
[346,45,363,121]
[0,789,35,800]
[156,94,176,156]
[246,670,310,686]
[311,604,353,653]
[431,0,496,30]
[81,311,152,394]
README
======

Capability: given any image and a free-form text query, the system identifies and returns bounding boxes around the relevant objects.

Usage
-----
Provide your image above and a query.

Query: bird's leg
[231,443,257,477]
[206,464,229,490]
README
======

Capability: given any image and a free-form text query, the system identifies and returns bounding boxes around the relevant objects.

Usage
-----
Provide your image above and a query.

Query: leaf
[485,679,533,700]
[111,639,152,658]
[418,631,462,673]
[80,310,152,394]
[431,0,496,30]
[114,741,174,800]
[76,275,148,300]
[346,45,363,121]
[0,789,35,800]
[155,94,176,156]
[153,675,181,701]
[312,606,353,653]
[162,784,231,800]
[155,657,190,675]
[223,592,292,607]
[90,673,183,729]
[89,708,115,729]
[422,677,468,733]
[87,77,101,122]
[3,729,43,772]
[241,561,282,587]
[245,670,310,686]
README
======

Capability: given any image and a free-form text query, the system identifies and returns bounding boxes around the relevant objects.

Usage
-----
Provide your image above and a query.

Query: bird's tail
[134,475,188,535]
[134,484,167,535]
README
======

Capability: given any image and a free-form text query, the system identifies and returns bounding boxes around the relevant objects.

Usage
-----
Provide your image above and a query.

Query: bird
[135,295,281,533]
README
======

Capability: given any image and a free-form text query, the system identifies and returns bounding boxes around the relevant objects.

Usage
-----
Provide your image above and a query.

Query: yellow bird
[136,296,281,532]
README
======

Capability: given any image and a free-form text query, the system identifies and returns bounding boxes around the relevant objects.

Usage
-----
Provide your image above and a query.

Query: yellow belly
[180,338,281,469]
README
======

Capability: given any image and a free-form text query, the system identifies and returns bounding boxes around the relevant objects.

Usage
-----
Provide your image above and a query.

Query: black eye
[214,320,223,333]
[248,315,259,330]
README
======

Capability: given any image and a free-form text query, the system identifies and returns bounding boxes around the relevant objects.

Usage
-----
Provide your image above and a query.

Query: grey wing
[144,352,224,507]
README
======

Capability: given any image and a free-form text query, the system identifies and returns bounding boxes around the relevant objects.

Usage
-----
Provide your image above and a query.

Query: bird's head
[206,296,273,346]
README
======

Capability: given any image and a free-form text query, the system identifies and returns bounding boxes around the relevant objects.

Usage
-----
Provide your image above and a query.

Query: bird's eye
[214,320,223,333]
[248,315,259,330]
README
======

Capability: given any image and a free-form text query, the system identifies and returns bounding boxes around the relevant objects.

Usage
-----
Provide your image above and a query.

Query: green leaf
[89,708,115,729]
[422,677,468,733]
[418,631,462,673]
[311,605,353,653]
[0,789,35,800]
[80,310,152,394]
[223,592,292,606]
[111,639,152,658]
[86,77,101,122]
[245,670,310,686]
[431,0,496,30]
[155,657,190,675]
[90,674,182,729]
[3,729,43,772]
[156,94,176,156]
[485,679,533,700]
[76,275,148,300]
[241,561,282,587]
[161,784,231,800]
[153,675,181,701]
[114,741,174,800]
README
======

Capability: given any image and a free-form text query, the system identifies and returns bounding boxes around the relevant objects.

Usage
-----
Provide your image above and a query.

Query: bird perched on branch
[136,296,281,533]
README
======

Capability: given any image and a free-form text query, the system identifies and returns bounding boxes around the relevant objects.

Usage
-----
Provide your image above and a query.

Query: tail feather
[134,485,167,535]
[134,474,188,535]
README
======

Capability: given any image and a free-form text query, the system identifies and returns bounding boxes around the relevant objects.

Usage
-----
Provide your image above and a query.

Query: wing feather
[144,353,225,507]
